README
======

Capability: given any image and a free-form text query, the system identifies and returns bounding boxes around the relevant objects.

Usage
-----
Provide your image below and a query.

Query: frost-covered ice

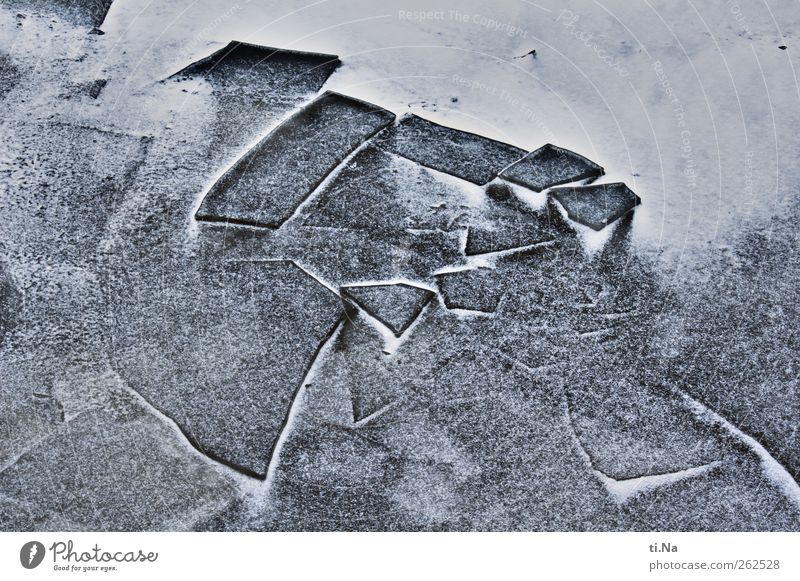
[0,0,799,531]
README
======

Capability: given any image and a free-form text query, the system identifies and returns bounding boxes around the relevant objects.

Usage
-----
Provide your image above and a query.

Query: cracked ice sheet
[108,258,343,478]
[67,0,800,255]
[251,317,619,531]
[1,0,798,533]
[249,310,800,530]
[195,92,394,229]
[269,147,575,287]
[299,147,486,233]
[565,377,727,481]
[341,282,435,338]
[0,367,240,531]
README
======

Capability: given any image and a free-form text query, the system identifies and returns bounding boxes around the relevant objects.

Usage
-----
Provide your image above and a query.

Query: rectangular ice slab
[195,92,396,229]
[375,114,527,185]
[500,143,604,192]
[6,0,115,27]
[171,41,340,97]
[550,182,641,231]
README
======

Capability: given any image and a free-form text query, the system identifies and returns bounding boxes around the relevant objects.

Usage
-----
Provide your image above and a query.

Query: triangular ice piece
[341,283,435,336]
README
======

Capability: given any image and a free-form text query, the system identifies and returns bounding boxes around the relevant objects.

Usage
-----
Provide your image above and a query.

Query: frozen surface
[110,259,343,477]
[0,0,799,531]
[464,182,559,255]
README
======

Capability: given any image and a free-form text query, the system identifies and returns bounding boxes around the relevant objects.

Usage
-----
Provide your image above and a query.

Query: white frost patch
[353,401,398,428]
[349,297,433,356]
[470,239,556,265]
[448,307,496,319]
[551,198,618,256]
[503,180,548,211]
[343,277,437,293]
[595,462,722,505]
[578,328,615,341]
[414,161,487,209]
[431,263,473,277]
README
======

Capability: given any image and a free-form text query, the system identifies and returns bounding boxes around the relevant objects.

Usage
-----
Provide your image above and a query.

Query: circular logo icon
[20,541,45,569]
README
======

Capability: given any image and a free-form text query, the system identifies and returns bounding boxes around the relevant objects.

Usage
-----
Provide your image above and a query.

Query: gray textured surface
[169,41,341,168]
[0,369,237,531]
[374,114,527,185]
[0,263,19,346]
[0,53,19,99]
[300,146,476,232]
[463,182,558,255]
[111,259,343,477]
[4,0,114,27]
[172,41,340,96]
[1,0,798,533]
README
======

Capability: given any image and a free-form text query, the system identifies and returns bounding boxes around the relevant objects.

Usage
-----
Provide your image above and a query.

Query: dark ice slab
[566,377,725,480]
[0,266,20,347]
[169,42,341,158]
[436,268,505,313]
[550,182,641,231]
[171,41,340,97]
[87,78,107,99]
[195,92,395,229]
[500,143,604,192]
[0,54,20,100]
[341,283,435,336]
[374,114,527,185]
[6,0,114,27]
[464,224,553,256]
[115,260,343,478]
